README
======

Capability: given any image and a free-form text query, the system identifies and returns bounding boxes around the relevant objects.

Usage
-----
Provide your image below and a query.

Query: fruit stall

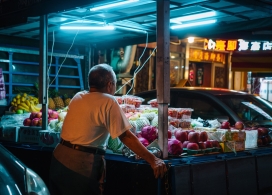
[1,93,272,194]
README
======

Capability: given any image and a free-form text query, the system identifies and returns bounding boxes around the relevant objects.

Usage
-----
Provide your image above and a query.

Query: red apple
[257,138,263,146]
[235,121,244,130]
[49,111,59,119]
[212,140,220,148]
[262,136,268,145]
[187,142,199,150]
[175,129,188,143]
[182,141,190,148]
[258,127,269,136]
[168,130,172,139]
[199,131,208,142]
[30,112,38,120]
[35,112,42,119]
[31,118,40,126]
[204,140,213,148]
[188,132,200,143]
[38,118,42,127]
[23,118,32,126]
[198,142,206,149]
[221,121,230,129]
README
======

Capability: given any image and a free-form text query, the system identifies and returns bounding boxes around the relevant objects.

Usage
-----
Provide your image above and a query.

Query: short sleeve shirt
[60,91,131,149]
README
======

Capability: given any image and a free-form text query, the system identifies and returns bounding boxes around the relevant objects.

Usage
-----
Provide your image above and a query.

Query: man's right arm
[118,130,167,179]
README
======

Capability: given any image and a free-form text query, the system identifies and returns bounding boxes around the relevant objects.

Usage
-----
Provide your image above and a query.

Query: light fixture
[90,0,139,11]
[60,26,115,30]
[171,11,216,23]
[187,37,195,43]
[114,26,147,34]
[170,20,217,29]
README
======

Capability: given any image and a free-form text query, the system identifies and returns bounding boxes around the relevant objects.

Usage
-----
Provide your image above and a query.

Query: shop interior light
[187,37,195,43]
[170,20,217,29]
[171,11,216,23]
[90,0,139,11]
[60,26,115,30]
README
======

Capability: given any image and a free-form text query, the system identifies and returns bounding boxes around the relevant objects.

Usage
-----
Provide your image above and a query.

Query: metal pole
[39,15,48,130]
[156,0,170,159]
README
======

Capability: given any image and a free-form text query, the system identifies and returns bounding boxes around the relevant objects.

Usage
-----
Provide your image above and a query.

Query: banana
[18,105,30,112]
[30,104,40,112]
[25,100,30,107]
[20,102,29,108]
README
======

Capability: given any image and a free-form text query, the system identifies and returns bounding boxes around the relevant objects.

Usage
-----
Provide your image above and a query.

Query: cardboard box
[0,126,19,142]
[220,141,245,153]
[245,130,258,149]
[19,126,42,144]
[223,130,246,142]
[39,130,60,148]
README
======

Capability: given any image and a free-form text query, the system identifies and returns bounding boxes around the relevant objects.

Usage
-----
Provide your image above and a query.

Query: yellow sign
[189,48,226,64]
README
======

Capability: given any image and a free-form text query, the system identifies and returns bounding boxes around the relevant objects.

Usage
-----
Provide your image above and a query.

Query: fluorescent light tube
[60,26,115,30]
[115,26,147,34]
[170,20,217,29]
[90,0,139,11]
[171,11,216,22]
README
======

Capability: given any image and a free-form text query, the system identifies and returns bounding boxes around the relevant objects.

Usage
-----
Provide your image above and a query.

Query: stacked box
[19,126,42,144]
[39,130,60,148]
[220,141,245,152]
[0,126,20,142]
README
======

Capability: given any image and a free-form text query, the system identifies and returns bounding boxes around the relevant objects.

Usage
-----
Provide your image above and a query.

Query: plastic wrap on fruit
[54,121,63,132]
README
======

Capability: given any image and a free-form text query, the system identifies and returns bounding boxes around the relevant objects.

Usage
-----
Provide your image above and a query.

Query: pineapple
[48,97,56,110]
[51,89,65,109]
[63,94,71,107]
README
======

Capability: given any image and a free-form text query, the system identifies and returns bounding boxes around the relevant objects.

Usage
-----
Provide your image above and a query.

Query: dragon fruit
[141,125,158,142]
[138,137,150,147]
[168,138,183,155]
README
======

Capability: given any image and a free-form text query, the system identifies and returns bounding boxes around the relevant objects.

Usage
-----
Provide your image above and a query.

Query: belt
[60,139,105,155]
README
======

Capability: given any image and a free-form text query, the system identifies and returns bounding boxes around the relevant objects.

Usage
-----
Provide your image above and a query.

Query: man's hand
[150,157,167,179]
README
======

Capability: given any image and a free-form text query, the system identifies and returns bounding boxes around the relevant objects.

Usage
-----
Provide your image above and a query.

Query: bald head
[88,64,116,90]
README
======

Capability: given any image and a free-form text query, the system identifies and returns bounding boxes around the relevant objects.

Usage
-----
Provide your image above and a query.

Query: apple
[221,121,230,129]
[235,121,244,130]
[168,130,172,139]
[199,131,208,142]
[35,112,42,119]
[49,111,59,119]
[23,118,32,126]
[198,142,206,149]
[212,140,220,148]
[188,132,200,143]
[187,142,199,150]
[257,138,263,146]
[182,141,190,148]
[30,112,38,120]
[31,118,40,126]
[257,127,269,136]
[37,118,42,127]
[262,136,268,145]
[204,140,213,148]
[175,129,188,143]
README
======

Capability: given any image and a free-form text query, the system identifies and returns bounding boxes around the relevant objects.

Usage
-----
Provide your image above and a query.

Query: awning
[231,52,272,72]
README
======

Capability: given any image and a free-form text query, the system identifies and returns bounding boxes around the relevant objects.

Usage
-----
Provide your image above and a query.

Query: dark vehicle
[0,144,50,195]
[136,87,272,128]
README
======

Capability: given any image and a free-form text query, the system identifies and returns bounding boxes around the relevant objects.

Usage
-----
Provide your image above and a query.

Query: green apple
[16,109,24,114]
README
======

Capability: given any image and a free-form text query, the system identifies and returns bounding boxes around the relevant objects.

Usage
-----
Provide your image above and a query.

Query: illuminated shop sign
[204,39,272,51]
[189,48,226,64]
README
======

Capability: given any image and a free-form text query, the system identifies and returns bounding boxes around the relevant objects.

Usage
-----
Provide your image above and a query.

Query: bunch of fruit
[23,109,60,127]
[10,93,41,113]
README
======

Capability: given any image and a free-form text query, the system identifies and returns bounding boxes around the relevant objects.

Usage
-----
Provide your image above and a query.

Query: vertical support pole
[84,44,92,90]
[8,52,13,103]
[228,52,233,89]
[184,43,190,80]
[157,0,170,159]
[39,15,48,130]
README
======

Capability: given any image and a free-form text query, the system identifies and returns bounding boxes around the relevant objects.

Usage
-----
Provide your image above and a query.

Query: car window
[218,95,272,124]
[170,91,234,123]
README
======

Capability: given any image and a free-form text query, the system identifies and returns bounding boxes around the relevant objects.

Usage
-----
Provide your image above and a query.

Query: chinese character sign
[189,49,226,64]
[204,39,272,52]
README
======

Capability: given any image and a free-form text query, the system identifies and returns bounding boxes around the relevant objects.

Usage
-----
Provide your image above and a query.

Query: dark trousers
[49,144,106,195]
